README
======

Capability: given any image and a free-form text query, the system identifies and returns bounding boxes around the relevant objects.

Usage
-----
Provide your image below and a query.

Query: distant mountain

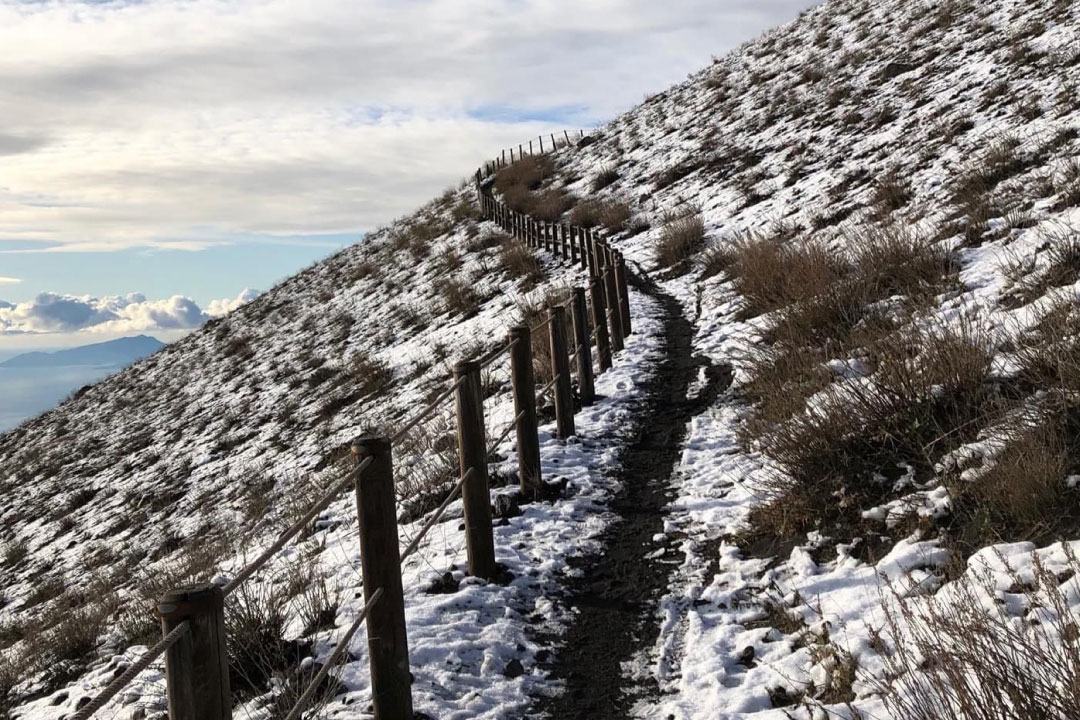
[0,334,165,368]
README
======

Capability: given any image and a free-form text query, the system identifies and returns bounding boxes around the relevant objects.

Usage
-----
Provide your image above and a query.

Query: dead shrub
[875,548,1080,720]
[439,277,481,318]
[227,583,288,702]
[745,322,999,550]
[349,351,394,398]
[500,241,546,289]
[872,168,913,216]
[947,409,1080,553]
[654,211,706,270]
[591,166,620,191]
[494,155,554,195]
[570,199,632,232]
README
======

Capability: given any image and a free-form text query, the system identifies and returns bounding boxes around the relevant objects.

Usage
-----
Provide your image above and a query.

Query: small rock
[51,692,69,706]
[738,645,756,666]
[494,493,523,519]
[882,61,917,79]
[503,659,526,678]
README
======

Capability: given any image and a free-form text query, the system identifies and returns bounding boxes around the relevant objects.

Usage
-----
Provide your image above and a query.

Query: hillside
[4,0,1080,717]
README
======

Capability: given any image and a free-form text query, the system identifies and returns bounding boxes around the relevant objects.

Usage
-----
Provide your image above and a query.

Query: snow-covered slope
[5,0,1080,717]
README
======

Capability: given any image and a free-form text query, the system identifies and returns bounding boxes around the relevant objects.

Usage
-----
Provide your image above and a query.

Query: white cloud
[0,0,814,252]
[0,277,21,285]
[0,289,259,336]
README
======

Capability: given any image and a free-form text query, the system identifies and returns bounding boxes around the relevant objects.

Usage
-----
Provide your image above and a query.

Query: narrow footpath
[534,272,732,718]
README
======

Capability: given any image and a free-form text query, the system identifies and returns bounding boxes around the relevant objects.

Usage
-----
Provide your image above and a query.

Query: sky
[0,0,817,350]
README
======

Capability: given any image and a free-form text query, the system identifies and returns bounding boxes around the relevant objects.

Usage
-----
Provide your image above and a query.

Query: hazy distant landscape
[0,336,164,432]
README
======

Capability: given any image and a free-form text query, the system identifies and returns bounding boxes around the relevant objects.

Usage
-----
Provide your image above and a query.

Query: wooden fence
[70,141,633,720]
[479,129,588,177]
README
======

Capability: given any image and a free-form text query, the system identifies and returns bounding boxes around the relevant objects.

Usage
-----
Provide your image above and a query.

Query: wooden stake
[568,225,577,264]
[615,252,632,336]
[547,305,575,439]
[159,585,232,720]
[601,244,625,353]
[350,436,414,720]
[509,326,542,494]
[589,275,613,372]
[453,360,497,579]
[570,288,595,405]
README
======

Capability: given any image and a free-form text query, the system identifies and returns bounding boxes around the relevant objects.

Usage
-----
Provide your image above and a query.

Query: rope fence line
[399,469,473,565]
[71,621,191,720]
[68,134,632,720]
[221,455,374,597]
[281,588,385,720]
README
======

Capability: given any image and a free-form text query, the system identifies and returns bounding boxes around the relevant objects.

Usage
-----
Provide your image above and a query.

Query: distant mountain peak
[0,335,165,369]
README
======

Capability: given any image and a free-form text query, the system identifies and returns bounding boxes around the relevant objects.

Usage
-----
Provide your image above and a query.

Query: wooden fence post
[548,222,556,256]
[453,360,498,580]
[589,274,613,372]
[601,244,625,353]
[547,305,575,439]
[570,288,595,405]
[529,140,533,154]
[350,437,413,720]
[502,149,506,165]
[567,225,577,265]
[561,224,570,259]
[585,229,598,277]
[615,251,632,336]
[564,130,570,144]
[159,584,231,720]
[509,326,542,494]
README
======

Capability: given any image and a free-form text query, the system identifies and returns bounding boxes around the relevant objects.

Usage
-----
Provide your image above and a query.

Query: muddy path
[533,271,732,718]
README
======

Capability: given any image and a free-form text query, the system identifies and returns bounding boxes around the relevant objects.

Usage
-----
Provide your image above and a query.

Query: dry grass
[743,321,999,552]
[439,276,481,318]
[493,155,554,195]
[654,211,706,270]
[875,548,1080,719]
[570,199,632,232]
[591,166,620,191]
[500,240,546,289]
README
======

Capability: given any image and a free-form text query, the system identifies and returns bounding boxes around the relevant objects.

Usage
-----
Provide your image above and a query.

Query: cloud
[0,288,258,335]
[0,277,21,285]
[0,0,815,253]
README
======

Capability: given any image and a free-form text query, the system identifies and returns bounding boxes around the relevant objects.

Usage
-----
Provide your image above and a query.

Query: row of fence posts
[480,129,586,177]
[147,215,633,720]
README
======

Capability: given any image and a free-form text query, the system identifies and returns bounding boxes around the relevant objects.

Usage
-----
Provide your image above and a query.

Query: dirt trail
[534,272,732,719]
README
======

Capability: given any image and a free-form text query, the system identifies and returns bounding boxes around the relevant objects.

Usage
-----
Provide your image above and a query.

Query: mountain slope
[5,0,1080,717]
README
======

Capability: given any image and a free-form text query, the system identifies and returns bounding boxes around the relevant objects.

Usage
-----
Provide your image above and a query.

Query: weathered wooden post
[539,136,544,153]
[589,275,613,372]
[502,149,506,165]
[550,132,556,149]
[615,251,632,336]
[509,326,542,494]
[567,225,577,265]
[510,148,515,163]
[561,224,570,259]
[570,288,595,405]
[601,243,625,353]
[529,140,533,154]
[547,305,575,438]
[159,585,232,720]
[350,437,413,720]
[564,130,570,145]
[548,222,556,256]
[585,229,598,277]
[453,360,498,580]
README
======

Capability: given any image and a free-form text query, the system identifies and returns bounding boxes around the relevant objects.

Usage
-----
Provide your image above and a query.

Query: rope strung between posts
[281,588,384,720]
[529,317,549,334]
[71,620,191,720]
[488,410,526,455]
[222,456,374,596]
[390,375,466,445]
[399,468,473,565]
[478,336,519,369]
[537,373,561,401]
